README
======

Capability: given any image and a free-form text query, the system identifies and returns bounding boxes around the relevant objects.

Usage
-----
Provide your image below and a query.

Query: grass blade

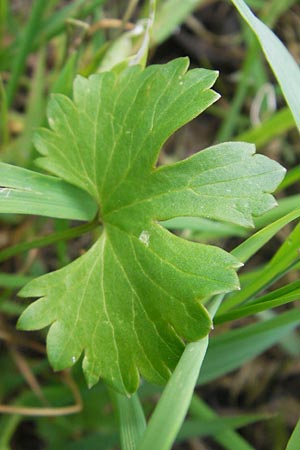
[0,0,8,47]
[0,415,21,450]
[231,209,300,264]
[51,52,79,97]
[285,418,300,450]
[114,392,147,450]
[0,220,98,263]
[198,309,300,385]
[152,0,204,45]
[136,337,209,450]
[216,35,261,142]
[178,413,270,442]
[135,296,223,450]
[235,107,295,149]
[0,273,33,288]
[189,397,257,450]
[36,0,105,45]
[6,0,47,106]
[0,75,9,144]
[215,280,300,325]
[231,0,300,130]
[2,49,47,165]
[0,163,97,220]
[223,222,300,313]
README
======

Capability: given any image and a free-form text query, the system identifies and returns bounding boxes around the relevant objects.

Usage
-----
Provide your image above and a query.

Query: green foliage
[231,0,300,130]
[0,163,97,220]
[285,418,300,450]
[1,0,299,449]
[16,58,284,395]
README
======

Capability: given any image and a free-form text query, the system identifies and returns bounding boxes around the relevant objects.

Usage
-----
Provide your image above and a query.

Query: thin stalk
[0,220,99,263]
[216,34,260,142]
[0,415,21,449]
[0,75,9,145]
[121,0,139,31]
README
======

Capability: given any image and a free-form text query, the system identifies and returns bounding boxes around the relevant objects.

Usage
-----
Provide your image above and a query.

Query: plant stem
[0,220,99,263]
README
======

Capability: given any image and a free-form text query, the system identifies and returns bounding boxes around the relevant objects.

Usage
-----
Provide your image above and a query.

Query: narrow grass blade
[231,0,300,130]
[215,280,300,325]
[254,196,300,229]
[0,75,9,144]
[0,0,8,47]
[189,397,257,450]
[285,418,300,450]
[51,52,79,96]
[0,220,98,263]
[0,163,97,220]
[63,433,119,450]
[260,0,299,28]
[231,208,300,265]
[152,0,204,45]
[270,222,300,266]
[127,298,222,450]
[136,337,209,450]
[198,309,300,385]
[0,415,21,450]
[6,0,47,106]
[235,107,294,149]
[0,273,33,288]
[2,49,46,165]
[217,35,261,142]
[280,168,300,191]
[36,0,105,45]
[223,221,300,313]
[178,413,270,442]
[37,0,85,42]
[114,392,146,450]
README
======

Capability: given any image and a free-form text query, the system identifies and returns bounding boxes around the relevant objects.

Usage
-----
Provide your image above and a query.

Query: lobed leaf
[17,58,285,394]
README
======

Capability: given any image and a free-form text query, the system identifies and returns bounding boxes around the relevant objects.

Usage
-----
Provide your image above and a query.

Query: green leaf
[0,163,97,221]
[17,58,284,394]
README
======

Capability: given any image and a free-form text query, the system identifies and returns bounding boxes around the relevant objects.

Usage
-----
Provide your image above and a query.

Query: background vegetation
[0,1,300,449]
